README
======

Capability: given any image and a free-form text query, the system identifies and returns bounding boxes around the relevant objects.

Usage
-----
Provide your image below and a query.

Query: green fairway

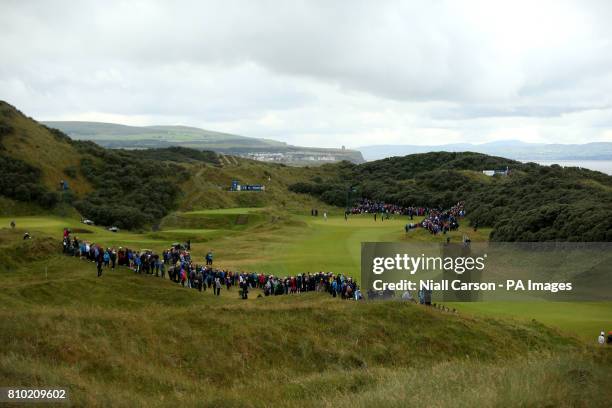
[199,213,492,276]
[450,302,612,341]
[1,213,487,276]
[226,214,410,276]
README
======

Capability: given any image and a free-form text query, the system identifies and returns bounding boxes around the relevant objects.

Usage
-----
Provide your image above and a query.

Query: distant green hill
[43,121,285,147]
[359,140,612,161]
[44,120,365,165]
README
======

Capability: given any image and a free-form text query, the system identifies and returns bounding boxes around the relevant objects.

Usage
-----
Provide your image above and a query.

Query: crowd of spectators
[61,228,362,300]
[418,201,465,234]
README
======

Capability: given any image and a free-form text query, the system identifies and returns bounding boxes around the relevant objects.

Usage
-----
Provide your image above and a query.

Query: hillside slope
[0,102,92,195]
[1,102,214,226]
[177,159,335,212]
[0,101,333,226]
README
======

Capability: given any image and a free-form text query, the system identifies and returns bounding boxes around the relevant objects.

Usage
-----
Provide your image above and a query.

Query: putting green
[206,213,491,275]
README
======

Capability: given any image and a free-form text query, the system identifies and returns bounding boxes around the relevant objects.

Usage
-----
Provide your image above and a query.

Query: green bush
[0,152,58,208]
[71,141,189,229]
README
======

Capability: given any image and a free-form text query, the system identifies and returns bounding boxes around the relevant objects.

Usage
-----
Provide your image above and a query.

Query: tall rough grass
[0,240,610,407]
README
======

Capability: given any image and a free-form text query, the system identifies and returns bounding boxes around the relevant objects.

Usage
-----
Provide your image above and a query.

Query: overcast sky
[2,0,612,147]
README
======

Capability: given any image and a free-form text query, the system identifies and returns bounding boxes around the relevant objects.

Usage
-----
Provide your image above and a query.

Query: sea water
[522,160,612,175]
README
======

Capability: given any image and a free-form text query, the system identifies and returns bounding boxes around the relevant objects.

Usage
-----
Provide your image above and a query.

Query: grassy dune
[0,242,610,406]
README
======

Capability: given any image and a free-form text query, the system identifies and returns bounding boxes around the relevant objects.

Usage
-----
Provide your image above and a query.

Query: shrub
[71,143,188,229]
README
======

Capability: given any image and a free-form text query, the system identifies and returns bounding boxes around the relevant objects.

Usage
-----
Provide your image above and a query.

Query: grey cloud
[1,0,612,145]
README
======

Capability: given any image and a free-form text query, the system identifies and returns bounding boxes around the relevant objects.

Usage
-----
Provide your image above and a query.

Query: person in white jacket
[598,331,606,345]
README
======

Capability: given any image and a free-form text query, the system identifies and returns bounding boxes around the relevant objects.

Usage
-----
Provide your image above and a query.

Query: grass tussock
[1,253,610,406]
